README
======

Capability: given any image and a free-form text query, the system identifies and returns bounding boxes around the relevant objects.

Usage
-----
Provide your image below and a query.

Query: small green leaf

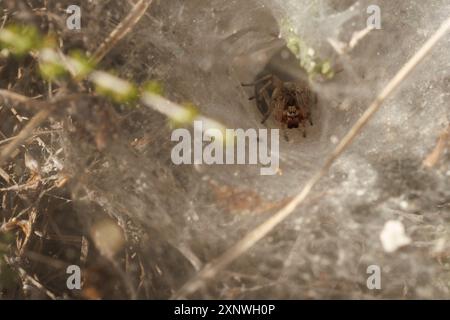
[280,19,336,80]
[0,24,42,56]
[169,102,199,127]
[38,49,68,81]
[91,71,138,103]
[321,61,331,74]
[68,50,95,79]
[143,80,164,96]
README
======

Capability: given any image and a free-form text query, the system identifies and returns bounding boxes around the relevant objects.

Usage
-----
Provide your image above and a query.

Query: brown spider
[242,74,316,141]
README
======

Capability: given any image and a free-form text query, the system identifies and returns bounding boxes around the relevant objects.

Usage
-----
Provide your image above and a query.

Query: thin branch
[172,17,450,299]
[0,107,53,167]
[91,0,154,65]
[141,92,227,136]
[0,129,61,146]
[0,242,67,269]
[0,89,37,104]
[0,93,76,167]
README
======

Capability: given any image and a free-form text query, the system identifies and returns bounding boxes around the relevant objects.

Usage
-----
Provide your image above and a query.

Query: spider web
[62,0,450,298]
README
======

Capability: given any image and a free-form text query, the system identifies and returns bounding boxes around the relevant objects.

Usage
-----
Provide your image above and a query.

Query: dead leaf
[209,180,291,215]
[24,152,40,174]
[423,125,449,168]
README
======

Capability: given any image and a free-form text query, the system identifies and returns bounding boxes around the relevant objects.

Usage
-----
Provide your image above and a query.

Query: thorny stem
[172,17,450,299]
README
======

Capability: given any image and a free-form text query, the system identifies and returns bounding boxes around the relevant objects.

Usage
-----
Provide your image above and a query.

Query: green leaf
[169,102,199,127]
[68,50,95,79]
[38,49,68,81]
[143,80,165,96]
[91,71,139,103]
[0,24,42,56]
[280,19,335,80]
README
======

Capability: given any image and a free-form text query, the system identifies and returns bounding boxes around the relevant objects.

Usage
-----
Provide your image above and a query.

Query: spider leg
[282,122,289,141]
[256,79,273,97]
[242,75,273,110]
[301,121,307,138]
[241,74,273,87]
[295,91,306,108]
[296,91,313,127]
[310,92,317,125]
[297,108,308,138]
[261,90,275,124]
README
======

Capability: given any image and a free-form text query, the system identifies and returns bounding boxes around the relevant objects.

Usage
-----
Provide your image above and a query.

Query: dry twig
[0,91,76,167]
[91,0,154,64]
[0,107,53,167]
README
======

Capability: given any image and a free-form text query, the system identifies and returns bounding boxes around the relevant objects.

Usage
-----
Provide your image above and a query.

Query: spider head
[286,106,300,128]
[286,105,299,117]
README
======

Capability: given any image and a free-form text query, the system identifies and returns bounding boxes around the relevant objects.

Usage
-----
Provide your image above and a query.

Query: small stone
[380,220,411,253]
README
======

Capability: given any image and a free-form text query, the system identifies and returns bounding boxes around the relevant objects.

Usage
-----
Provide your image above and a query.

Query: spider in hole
[242,74,317,141]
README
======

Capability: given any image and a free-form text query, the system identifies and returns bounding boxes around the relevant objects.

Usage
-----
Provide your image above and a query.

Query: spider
[242,74,316,141]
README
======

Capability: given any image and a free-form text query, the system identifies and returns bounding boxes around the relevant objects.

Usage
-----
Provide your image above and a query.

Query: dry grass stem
[91,0,154,64]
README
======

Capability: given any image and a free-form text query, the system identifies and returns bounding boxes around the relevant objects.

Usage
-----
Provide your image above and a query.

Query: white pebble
[380,220,411,253]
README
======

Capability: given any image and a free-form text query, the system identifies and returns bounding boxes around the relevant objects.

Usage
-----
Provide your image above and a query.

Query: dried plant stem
[91,0,153,64]
[0,242,67,269]
[0,106,53,167]
[0,89,37,105]
[172,17,450,299]
[0,129,60,146]
[0,91,76,167]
